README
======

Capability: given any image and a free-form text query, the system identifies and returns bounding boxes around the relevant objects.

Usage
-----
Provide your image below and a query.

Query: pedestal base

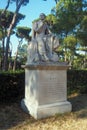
[21,98,72,119]
[21,63,72,119]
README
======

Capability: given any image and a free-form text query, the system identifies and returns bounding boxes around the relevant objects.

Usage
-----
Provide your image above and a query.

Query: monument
[21,13,72,119]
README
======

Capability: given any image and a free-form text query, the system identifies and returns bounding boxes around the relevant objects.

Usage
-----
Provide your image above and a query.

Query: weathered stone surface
[21,64,72,119]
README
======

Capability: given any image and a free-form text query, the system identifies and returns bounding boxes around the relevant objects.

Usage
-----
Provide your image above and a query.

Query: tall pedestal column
[21,64,72,119]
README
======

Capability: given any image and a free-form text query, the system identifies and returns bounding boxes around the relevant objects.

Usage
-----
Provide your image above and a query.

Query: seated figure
[27,13,59,64]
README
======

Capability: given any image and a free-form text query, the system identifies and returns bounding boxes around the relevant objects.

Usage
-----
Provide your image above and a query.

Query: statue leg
[27,40,39,64]
[37,37,49,61]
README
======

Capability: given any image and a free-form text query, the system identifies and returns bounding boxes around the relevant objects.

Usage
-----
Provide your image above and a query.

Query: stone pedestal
[21,63,72,119]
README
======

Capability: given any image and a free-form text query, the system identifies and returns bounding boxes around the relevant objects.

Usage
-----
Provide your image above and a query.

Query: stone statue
[27,13,59,64]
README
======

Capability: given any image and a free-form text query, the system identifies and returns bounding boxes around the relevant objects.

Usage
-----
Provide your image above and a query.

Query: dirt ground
[0,94,87,130]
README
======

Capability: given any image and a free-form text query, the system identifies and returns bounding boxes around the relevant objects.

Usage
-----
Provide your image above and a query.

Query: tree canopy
[0,0,87,70]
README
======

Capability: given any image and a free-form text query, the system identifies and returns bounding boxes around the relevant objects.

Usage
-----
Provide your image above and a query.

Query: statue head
[39,13,46,20]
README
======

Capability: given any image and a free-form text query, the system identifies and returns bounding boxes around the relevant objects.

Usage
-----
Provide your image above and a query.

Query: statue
[27,13,59,64]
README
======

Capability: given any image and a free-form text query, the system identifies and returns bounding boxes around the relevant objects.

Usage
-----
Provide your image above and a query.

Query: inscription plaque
[38,70,67,105]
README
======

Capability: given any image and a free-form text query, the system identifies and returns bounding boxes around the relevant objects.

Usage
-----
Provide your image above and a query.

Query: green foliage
[67,70,87,94]
[16,26,31,40]
[10,0,29,6]
[0,71,25,103]
[64,35,77,50]
[55,0,79,35]
[17,44,27,64]
[0,70,87,103]
[77,16,87,46]
[0,0,87,70]
[0,9,25,29]
[46,14,57,24]
[46,14,58,33]
[47,0,87,69]
[72,55,84,69]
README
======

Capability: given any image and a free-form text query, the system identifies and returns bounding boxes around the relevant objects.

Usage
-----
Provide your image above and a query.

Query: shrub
[67,70,87,94]
[0,69,87,103]
[0,70,25,103]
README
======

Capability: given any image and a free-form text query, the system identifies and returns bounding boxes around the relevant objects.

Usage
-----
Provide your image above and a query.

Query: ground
[0,94,87,130]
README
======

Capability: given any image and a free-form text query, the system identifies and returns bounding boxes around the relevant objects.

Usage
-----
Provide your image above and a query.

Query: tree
[63,35,77,65]
[0,9,25,70]
[3,0,29,71]
[43,0,59,4]
[49,0,87,69]
[0,0,10,21]
[13,26,31,71]
[16,26,31,41]
[77,15,87,68]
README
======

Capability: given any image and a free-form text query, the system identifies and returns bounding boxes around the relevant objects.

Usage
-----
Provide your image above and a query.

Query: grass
[0,94,87,130]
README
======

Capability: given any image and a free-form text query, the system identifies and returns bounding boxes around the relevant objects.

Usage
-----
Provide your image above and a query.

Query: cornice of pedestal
[21,62,71,70]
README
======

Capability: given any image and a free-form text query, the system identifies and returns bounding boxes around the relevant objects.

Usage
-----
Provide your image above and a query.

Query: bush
[0,70,25,103]
[67,70,87,94]
[0,69,87,103]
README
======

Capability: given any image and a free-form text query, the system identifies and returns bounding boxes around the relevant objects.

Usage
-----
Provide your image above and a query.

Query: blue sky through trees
[0,0,56,55]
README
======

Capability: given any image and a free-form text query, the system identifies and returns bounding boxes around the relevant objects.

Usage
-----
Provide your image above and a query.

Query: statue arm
[32,21,44,39]
[32,22,37,39]
[33,21,45,33]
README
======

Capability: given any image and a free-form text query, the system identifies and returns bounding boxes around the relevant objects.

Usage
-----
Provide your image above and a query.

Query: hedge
[0,71,25,103]
[0,70,87,103]
[67,70,87,94]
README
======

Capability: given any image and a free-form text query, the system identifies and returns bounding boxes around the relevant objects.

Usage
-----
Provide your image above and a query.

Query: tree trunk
[13,39,22,71]
[2,37,5,70]
[4,36,10,70]
[13,51,18,71]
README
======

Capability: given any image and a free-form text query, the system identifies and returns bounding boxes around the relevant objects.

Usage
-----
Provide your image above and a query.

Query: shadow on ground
[0,94,87,130]
[68,94,87,118]
[0,100,36,130]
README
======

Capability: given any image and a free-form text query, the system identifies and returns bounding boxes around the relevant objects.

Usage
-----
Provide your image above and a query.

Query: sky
[0,0,56,55]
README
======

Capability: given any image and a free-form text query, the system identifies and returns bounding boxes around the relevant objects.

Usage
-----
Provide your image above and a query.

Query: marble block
[21,63,72,119]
